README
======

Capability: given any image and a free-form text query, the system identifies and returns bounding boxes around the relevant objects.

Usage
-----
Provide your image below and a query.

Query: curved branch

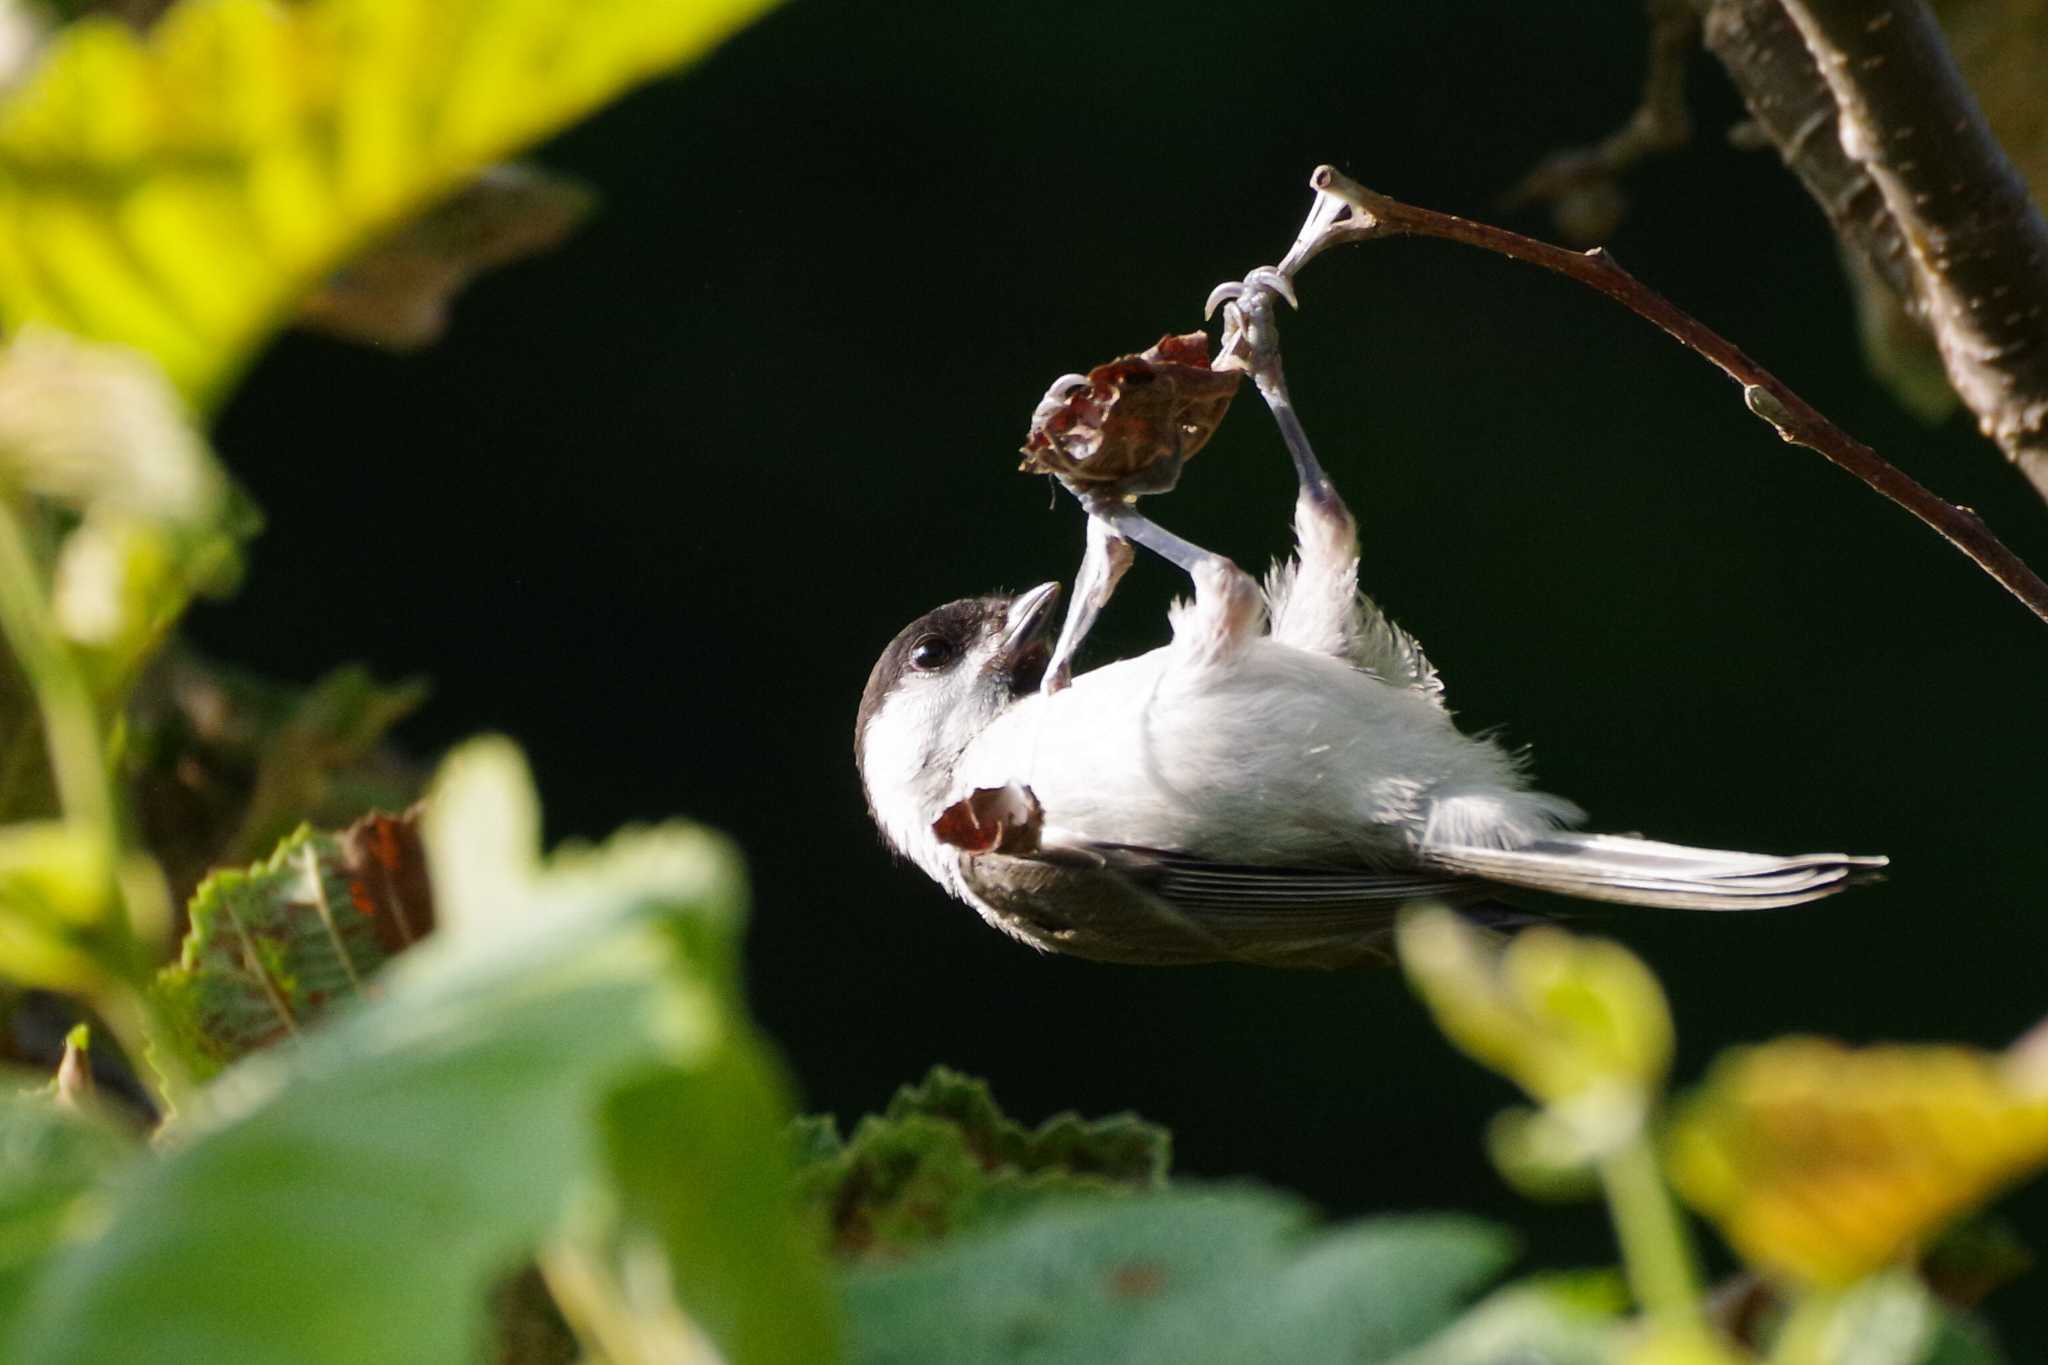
[1299,165,2048,626]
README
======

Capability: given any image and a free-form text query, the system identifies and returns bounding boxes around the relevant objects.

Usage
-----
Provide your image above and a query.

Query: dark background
[202,0,2048,1335]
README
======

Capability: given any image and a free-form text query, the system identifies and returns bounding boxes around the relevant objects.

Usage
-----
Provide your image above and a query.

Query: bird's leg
[1037,184,1374,677]
[1041,513,1134,693]
[1205,192,1367,658]
[1087,496,1262,668]
[1209,266,1354,538]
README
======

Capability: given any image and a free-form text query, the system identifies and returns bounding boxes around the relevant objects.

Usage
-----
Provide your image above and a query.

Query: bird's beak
[994,581,1061,693]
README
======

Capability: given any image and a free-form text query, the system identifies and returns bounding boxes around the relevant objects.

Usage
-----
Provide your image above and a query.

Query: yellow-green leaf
[1667,1038,2048,1288]
[1398,909,1673,1116]
[0,819,114,992]
[0,0,773,406]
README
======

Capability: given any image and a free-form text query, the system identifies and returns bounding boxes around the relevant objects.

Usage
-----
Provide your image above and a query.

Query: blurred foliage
[843,1191,1515,1365]
[1394,907,2042,1365]
[1400,908,1672,1192]
[0,1083,136,1321]
[794,1064,1170,1260]
[297,161,594,350]
[125,651,426,907]
[1668,1039,2048,1289]
[0,738,837,1365]
[0,327,244,709]
[0,0,2044,1359]
[0,817,123,993]
[0,0,771,405]
[1390,1272,1625,1365]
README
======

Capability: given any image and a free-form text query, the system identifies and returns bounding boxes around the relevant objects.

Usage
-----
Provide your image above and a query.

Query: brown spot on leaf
[337,808,435,949]
[1107,1261,1168,1299]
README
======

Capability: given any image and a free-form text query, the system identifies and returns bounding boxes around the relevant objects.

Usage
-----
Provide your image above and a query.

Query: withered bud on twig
[1019,332,1240,496]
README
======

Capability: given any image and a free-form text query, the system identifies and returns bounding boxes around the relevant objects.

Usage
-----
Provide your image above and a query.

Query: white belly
[955,639,1578,864]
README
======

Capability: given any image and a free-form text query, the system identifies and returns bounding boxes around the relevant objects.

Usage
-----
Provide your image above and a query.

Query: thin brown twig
[1298,164,2048,627]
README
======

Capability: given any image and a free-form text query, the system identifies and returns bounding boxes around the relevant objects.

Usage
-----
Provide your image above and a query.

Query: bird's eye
[909,636,958,671]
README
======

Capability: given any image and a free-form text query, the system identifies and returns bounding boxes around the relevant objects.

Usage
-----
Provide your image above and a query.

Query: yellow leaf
[1666,1038,2048,1287]
[0,0,775,407]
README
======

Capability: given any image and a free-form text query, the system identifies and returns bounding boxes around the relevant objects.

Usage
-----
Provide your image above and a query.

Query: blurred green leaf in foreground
[0,0,774,406]
[844,1189,1515,1365]
[0,738,837,1365]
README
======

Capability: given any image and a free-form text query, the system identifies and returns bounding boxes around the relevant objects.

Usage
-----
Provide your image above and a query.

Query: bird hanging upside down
[855,259,1884,969]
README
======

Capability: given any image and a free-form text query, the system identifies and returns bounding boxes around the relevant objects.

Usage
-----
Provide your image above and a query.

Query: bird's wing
[1107,846,1476,915]
[1424,833,1888,910]
[1032,842,1505,968]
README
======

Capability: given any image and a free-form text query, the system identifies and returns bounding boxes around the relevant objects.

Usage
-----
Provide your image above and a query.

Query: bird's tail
[1425,833,1887,911]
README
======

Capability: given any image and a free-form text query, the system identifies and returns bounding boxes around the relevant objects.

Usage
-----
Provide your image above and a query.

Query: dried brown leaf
[1020,332,1240,494]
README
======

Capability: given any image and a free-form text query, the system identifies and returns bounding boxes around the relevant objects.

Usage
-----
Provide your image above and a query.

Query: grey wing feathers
[1124,849,1475,912]
[1425,833,1888,910]
[1101,847,1498,968]
[957,844,1476,969]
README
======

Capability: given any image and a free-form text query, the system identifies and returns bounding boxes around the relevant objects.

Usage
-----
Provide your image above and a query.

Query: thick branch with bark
[1702,0,2048,498]
[1699,0,1915,303]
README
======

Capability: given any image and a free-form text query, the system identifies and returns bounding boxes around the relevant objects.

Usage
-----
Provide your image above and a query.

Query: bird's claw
[1203,266,1297,321]
[1244,266,1298,309]
[1202,280,1241,321]
[1029,373,1090,427]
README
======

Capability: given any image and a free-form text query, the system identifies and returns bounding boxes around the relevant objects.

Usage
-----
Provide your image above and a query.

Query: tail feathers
[1426,833,1888,911]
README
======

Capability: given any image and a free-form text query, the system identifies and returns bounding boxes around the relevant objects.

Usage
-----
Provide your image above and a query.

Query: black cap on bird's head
[854,583,1061,854]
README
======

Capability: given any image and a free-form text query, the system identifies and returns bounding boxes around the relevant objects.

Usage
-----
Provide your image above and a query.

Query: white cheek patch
[861,683,975,885]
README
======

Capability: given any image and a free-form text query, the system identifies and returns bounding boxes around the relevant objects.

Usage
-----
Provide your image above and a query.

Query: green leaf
[795,1065,1171,1260]
[1919,1309,2010,1365]
[126,651,426,907]
[601,1043,839,1365]
[0,1086,137,1323]
[2,737,835,1364]
[212,662,426,867]
[1387,1273,1624,1365]
[152,815,427,1077]
[844,1189,1513,1365]
[0,0,777,406]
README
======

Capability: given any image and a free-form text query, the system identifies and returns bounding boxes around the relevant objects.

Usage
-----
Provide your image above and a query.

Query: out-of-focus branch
[1704,0,2048,499]
[1698,0,1916,305]
[1295,166,2048,625]
[1503,0,1700,243]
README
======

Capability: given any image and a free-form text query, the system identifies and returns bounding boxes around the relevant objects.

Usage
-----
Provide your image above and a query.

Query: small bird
[858,270,1882,968]
[855,488,1885,969]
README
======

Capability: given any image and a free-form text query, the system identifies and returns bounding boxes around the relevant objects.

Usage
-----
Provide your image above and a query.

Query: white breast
[955,639,1579,864]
